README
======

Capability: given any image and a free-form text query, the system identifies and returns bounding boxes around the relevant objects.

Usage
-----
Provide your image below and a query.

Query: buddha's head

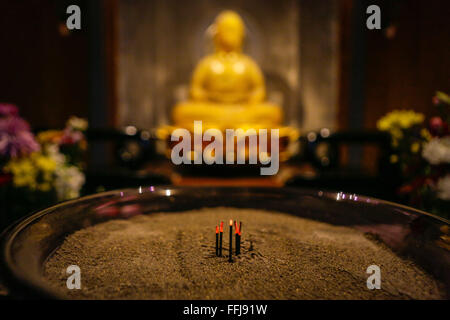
[213,11,245,52]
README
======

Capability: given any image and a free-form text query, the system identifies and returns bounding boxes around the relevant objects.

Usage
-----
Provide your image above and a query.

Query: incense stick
[235,221,242,255]
[238,221,242,255]
[229,220,233,262]
[219,221,223,257]
[215,225,219,256]
[234,221,239,255]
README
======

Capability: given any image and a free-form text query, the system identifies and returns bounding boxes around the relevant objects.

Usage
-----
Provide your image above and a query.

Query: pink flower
[429,117,449,137]
[0,103,19,117]
[432,96,440,106]
[60,128,84,145]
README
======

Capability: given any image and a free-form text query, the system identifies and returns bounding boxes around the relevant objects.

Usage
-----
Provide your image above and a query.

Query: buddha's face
[214,11,245,52]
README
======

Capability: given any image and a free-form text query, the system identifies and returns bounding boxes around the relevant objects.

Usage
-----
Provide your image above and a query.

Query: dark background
[0,0,449,130]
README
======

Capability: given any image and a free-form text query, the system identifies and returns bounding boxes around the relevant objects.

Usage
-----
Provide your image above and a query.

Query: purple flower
[0,116,40,158]
[0,104,19,117]
[61,128,84,145]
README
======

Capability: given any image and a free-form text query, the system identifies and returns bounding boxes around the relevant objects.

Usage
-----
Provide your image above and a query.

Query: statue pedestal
[172,101,283,132]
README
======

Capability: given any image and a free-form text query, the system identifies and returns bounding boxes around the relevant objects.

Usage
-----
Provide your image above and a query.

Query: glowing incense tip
[216,226,219,234]
[234,221,238,234]
[229,219,233,226]
[239,222,242,236]
[220,221,224,233]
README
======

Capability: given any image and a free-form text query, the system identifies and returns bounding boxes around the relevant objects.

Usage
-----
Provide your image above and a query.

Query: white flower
[54,165,85,201]
[44,144,66,166]
[436,175,450,201]
[422,137,450,165]
[67,116,88,131]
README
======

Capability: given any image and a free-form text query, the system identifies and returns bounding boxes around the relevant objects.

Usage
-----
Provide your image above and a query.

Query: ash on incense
[43,207,445,300]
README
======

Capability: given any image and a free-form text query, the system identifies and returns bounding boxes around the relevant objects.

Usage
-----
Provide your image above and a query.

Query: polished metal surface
[1,187,449,299]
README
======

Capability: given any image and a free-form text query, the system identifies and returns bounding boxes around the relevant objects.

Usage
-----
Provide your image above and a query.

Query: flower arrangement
[377,92,450,218]
[0,104,40,160]
[0,104,88,226]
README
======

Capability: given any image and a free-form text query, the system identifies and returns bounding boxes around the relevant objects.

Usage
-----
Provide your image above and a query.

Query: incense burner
[0,187,449,299]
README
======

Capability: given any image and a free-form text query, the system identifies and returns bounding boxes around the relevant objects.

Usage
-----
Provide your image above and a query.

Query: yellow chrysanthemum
[390,128,403,140]
[377,110,424,131]
[33,154,57,172]
[5,157,38,189]
[4,151,59,191]
[38,182,52,192]
[390,154,399,163]
[37,130,63,144]
[377,118,390,131]
[420,128,432,142]
[411,142,420,153]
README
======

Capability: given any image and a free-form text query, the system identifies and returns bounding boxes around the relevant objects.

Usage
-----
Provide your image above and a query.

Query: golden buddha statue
[172,10,283,132]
